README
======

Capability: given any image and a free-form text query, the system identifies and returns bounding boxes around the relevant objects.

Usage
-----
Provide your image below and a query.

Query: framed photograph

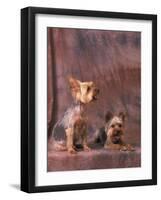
[21,7,157,193]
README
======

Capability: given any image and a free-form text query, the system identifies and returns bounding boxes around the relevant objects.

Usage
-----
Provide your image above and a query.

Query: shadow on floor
[10,184,20,191]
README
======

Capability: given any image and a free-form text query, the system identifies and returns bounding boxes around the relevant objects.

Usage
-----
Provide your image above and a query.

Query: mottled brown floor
[48,143,141,172]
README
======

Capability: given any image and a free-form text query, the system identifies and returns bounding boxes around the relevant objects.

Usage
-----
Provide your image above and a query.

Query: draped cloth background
[47,28,141,146]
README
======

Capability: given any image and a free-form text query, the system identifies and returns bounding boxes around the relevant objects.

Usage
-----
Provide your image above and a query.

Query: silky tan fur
[65,77,99,154]
[95,111,134,151]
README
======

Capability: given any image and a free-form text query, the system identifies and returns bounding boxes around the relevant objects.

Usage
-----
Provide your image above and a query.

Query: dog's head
[105,111,126,144]
[68,77,99,104]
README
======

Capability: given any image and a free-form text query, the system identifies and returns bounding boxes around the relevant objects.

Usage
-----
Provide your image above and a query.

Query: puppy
[54,77,99,154]
[94,111,134,151]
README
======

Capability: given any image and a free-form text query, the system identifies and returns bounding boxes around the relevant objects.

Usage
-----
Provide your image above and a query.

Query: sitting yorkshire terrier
[53,77,99,154]
[94,111,134,151]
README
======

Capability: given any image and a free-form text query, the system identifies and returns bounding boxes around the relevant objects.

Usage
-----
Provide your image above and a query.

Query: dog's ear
[118,112,126,122]
[68,77,80,94]
[105,111,113,123]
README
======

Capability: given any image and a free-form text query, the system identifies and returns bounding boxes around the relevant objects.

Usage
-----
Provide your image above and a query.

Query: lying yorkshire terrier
[52,77,99,154]
[94,111,134,151]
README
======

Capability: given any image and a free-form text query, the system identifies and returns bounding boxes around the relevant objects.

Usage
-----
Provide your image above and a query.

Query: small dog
[53,77,99,154]
[94,111,134,151]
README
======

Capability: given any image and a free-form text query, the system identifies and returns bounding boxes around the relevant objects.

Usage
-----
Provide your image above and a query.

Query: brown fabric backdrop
[47,28,141,146]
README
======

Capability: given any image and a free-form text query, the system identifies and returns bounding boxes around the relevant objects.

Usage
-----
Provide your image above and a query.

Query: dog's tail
[51,120,67,151]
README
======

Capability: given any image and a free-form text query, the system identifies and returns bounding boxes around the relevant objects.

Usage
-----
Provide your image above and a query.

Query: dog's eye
[118,124,122,128]
[111,124,115,128]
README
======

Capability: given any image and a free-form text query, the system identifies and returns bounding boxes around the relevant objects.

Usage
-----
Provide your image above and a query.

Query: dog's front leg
[121,144,135,151]
[82,132,91,151]
[104,135,111,149]
[65,128,76,154]
[118,138,135,151]
[104,137,121,150]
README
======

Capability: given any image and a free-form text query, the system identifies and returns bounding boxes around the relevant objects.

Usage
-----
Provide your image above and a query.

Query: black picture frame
[21,6,157,193]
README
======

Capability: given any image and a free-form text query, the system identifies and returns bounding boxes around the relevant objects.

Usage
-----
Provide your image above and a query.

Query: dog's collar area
[73,101,87,112]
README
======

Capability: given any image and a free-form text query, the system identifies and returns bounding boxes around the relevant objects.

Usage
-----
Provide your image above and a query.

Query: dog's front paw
[120,145,135,151]
[68,148,77,154]
[104,144,109,149]
[83,145,91,152]
[127,144,135,151]
[120,146,127,151]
